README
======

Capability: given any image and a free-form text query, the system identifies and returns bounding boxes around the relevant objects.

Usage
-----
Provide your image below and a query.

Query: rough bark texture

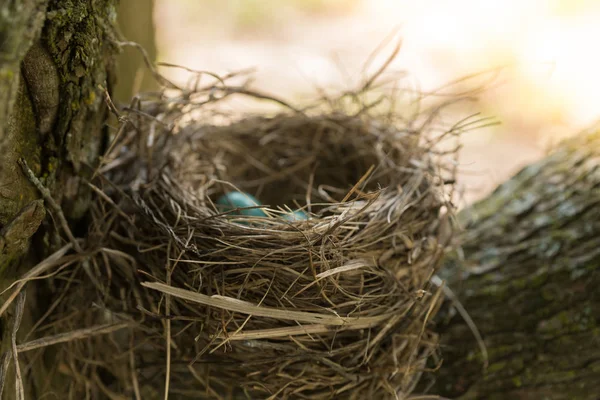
[0,1,119,398]
[0,1,47,144]
[0,1,50,267]
[0,0,119,270]
[432,130,600,399]
[2,2,600,399]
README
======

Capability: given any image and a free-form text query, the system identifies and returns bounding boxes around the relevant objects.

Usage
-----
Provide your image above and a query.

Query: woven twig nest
[31,71,457,399]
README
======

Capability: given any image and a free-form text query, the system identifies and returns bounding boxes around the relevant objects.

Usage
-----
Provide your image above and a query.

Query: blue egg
[283,210,309,222]
[216,192,267,217]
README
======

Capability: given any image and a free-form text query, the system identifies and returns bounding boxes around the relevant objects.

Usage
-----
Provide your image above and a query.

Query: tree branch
[431,130,600,399]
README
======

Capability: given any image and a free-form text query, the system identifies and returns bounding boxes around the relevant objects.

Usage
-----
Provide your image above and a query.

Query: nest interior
[179,115,419,209]
[7,80,457,399]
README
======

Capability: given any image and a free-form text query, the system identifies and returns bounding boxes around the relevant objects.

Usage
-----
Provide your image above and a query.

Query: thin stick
[129,330,142,400]
[114,40,182,91]
[100,84,122,119]
[87,182,133,223]
[431,275,488,370]
[164,240,172,400]
[0,352,10,398]
[361,39,402,92]
[0,243,73,318]
[11,292,26,400]
[219,86,302,113]
[341,165,375,203]
[15,323,131,353]
[157,62,227,88]
[18,158,82,253]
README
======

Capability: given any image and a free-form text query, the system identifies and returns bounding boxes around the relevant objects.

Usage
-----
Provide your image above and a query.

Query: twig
[100,84,122,120]
[0,352,10,398]
[18,158,82,253]
[114,40,182,91]
[361,39,402,92]
[157,62,227,88]
[219,86,302,113]
[86,181,133,223]
[16,323,132,353]
[12,292,26,400]
[0,243,73,318]
[431,275,489,370]
[164,240,172,400]
[129,330,142,400]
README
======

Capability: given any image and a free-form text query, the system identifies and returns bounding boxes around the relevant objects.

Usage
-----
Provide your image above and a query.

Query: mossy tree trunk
[2,2,600,400]
[0,0,120,266]
[432,130,600,399]
[0,1,120,397]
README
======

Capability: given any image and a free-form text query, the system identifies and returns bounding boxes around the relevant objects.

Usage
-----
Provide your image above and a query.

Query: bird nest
[6,67,460,399]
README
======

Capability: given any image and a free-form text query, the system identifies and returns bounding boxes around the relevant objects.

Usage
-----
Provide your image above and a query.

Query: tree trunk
[2,3,600,400]
[431,129,600,399]
[0,1,119,397]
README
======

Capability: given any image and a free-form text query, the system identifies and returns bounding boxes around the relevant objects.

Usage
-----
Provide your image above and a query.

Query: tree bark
[0,1,49,266]
[431,129,600,399]
[0,0,119,268]
[2,3,600,400]
[0,1,119,398]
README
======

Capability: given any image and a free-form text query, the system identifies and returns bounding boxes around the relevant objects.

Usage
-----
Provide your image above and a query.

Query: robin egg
[216,192,267,217]
[283,210,309,221]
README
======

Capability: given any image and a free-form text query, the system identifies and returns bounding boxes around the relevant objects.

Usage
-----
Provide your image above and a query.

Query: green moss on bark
[1,2,119,396]
[1,78,42,226]
[431,131,600,400]
[43,0,118,172]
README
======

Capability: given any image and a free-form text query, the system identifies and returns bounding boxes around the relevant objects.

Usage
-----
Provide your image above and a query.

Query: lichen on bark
[0,68,45,275]
[0,1,49,230]
[431,130,600,399]
[1,0,118,275]
[40,0,118,219]
[0,0,48,142]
